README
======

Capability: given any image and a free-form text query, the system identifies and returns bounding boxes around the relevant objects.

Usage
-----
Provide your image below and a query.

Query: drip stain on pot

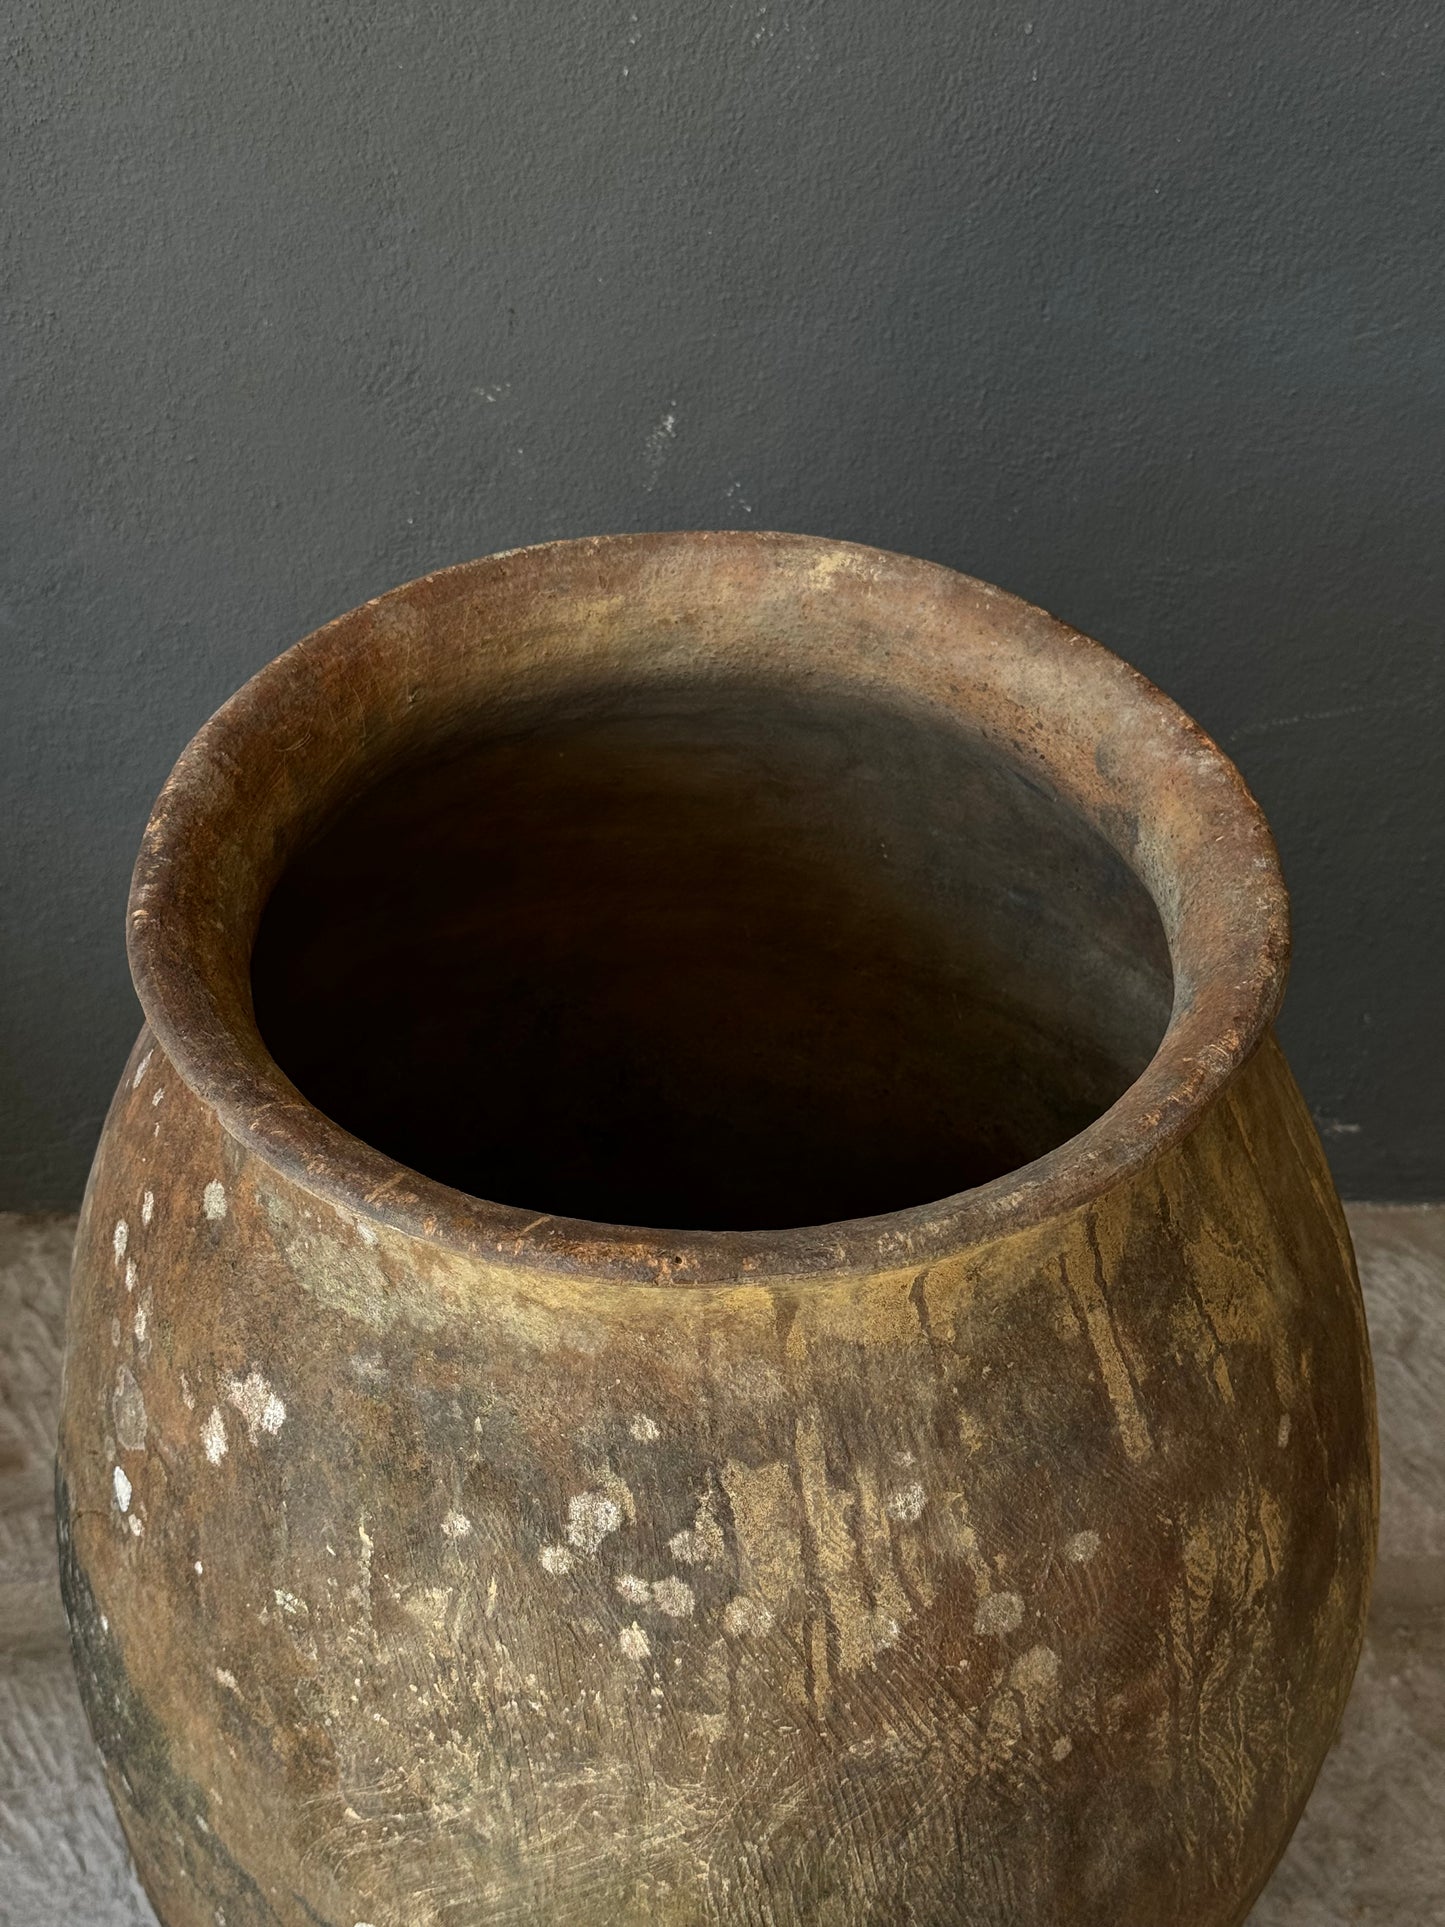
[251,681,1173,1231]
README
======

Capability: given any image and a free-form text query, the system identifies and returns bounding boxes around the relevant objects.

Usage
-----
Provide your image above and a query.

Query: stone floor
[1,1205,1440,1925]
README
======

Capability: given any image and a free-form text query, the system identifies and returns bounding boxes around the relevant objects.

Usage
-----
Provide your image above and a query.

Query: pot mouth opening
[128,531,1289,1285]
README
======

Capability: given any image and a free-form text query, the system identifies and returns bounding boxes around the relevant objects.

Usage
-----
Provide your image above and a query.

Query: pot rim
[127,530,1289,1286]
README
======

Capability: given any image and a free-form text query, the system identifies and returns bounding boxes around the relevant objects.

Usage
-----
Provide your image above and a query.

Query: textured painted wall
[2,0,1441,1205]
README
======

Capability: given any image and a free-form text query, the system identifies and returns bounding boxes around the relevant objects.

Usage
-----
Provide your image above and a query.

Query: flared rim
[127,531,1289,1285]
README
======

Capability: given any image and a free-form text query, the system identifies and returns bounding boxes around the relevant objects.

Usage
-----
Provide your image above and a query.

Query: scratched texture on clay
[50,536,1381,1925]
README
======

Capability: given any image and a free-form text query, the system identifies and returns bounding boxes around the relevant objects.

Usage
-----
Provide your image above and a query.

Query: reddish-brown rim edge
[126,530,1290,1287]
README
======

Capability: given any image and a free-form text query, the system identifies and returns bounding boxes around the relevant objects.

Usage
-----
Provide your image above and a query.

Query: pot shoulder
[58,1028,1376,1927]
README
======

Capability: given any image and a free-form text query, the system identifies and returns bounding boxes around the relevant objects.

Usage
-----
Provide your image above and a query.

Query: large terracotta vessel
[59,533,1376,1926]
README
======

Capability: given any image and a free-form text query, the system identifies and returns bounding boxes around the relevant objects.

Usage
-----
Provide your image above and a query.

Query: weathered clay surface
[56,534,1376,1924]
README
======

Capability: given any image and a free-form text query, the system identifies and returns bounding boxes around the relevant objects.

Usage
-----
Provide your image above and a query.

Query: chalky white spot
[128,1513,143,1537]
[1277,1413,1292,1447]
[441,1511,472,1541]
[113,1465,132,1513]
[629,1413,660,1442]
[134,1300,149,1345]
[669,1491,725,1568]
[539,1544,573,1576]
[616,1573,651,1604]
[180,1373,195,1411]
[112,1365,147,1451]
[1011,1644,1060,1692]
[651,1575,695,1618]
[225,1371,285,1444]
[202,1408,228,1465]
[194,1561,204,1574]
[215,1668,238,1691]
[723,1596,774,1637]
[203,1180,227,1222]
[151,1087,165,1106]
[132,1050,153,1089]
[355,1219,378,1247]
[113,1219,128,1265]
[1052,1735,1073,1761]
[1065,1529,1101,1564]
[888,1481,927,1523]
[974,1590,1024,1636]
[566,1491,622,1554]
[141,1190,155,1227]
[110,1316,121,1348]
[619,1622,651,1660]
[124,1258,138,1293]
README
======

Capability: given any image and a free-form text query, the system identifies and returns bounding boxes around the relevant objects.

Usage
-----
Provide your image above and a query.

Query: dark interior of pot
[250,680,1174,1230]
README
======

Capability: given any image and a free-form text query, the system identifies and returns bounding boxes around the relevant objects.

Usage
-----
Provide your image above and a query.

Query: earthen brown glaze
[58,532,1376,1925]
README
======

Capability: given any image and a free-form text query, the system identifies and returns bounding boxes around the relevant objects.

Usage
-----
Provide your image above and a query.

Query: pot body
[59,1023,1374,1926]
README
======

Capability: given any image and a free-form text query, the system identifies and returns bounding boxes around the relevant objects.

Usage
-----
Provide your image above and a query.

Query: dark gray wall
[3,0,1441,1206]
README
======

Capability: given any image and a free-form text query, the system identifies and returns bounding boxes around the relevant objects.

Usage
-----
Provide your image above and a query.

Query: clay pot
[59,533,1376,1926]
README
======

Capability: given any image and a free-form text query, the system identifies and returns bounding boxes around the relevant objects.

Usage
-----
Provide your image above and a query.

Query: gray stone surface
[3,1,1444,1210]
[1,1205,1440,1923]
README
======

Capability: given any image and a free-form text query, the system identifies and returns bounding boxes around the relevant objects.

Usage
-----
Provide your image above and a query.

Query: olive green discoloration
[58,536,1375,1924]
